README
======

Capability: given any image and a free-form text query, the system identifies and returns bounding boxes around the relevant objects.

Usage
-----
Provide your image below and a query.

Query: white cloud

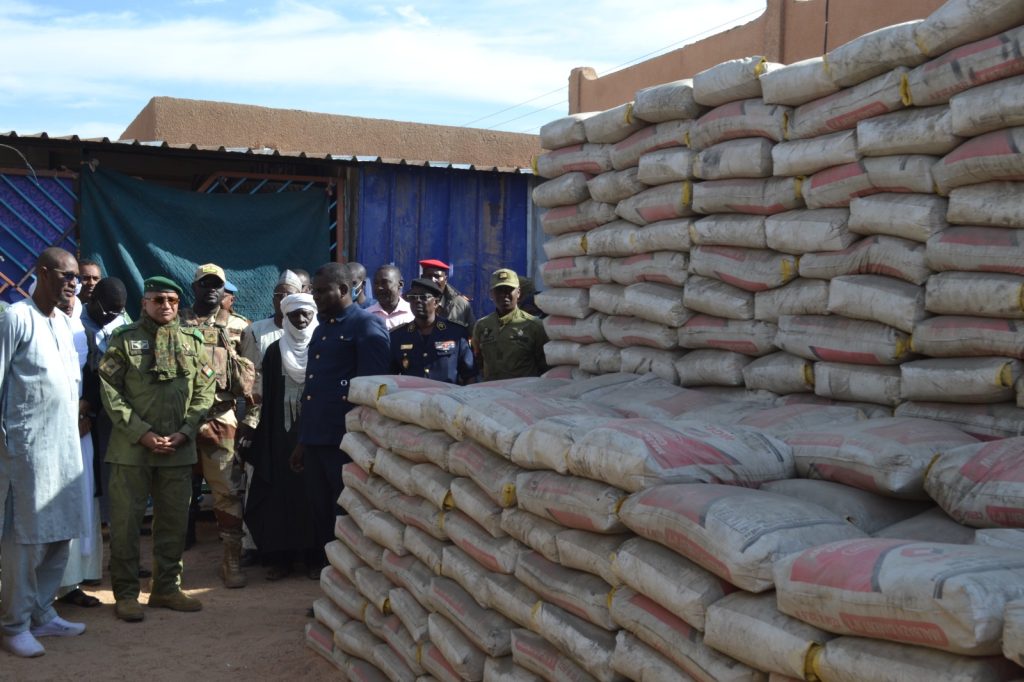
[395,4,429,26]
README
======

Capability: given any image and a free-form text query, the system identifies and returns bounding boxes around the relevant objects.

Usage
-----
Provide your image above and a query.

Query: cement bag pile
[530,0,1024,437]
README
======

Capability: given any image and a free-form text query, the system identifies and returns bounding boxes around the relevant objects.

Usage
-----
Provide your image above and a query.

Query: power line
[483,99,568,132]
[467,6,765,131]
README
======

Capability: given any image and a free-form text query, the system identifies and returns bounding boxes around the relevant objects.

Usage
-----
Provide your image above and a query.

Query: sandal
[58,588,101,608]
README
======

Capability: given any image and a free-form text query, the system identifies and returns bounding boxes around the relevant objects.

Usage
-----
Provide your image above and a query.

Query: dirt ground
[4,517,340,681]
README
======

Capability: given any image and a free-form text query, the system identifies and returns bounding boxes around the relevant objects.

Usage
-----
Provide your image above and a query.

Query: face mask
[352,283,363,298]
[74,281,83,296]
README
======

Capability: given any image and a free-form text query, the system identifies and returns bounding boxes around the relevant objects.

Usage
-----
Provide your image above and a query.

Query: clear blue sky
[1,0,766,142]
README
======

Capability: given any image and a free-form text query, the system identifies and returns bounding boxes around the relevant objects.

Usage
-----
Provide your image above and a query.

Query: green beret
[143,276,183,296]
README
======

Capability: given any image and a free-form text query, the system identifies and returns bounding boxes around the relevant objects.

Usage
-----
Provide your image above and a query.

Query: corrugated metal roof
[0,131,534,174]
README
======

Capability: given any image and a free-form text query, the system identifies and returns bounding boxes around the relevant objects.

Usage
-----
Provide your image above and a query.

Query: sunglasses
[405,293,437,302]
[45,267,79,283]
[145,295,180,306]
[95,299,126,318]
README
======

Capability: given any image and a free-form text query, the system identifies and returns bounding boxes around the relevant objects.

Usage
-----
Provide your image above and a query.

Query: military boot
[219,531,248,589]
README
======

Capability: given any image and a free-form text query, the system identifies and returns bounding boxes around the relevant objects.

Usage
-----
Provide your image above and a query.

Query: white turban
[279,293,318,384]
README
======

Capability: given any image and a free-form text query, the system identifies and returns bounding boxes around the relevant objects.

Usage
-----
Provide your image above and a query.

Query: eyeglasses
[45,267,79,283]
[405,294,437,302]
[145,295,180,306]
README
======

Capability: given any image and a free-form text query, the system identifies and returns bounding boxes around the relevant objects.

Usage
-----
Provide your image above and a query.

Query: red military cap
[418,259,451,271]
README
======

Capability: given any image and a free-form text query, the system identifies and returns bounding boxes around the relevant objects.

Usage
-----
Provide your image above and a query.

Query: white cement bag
[675,349,751,387]
[693,138,774,180]
[325,538,366,587]
[515,471,627,534]
[389,587,429,643]
[608,251,689,286]
[556,530,624,588]
[543,314,606,344]
[608,587,764,682]
[313,595,351,634]
[531,603,623,682]
[785,417,978,499]
[445,511,520,575]
[734,403,866,438]
[401,526,444,577]
[633,79,704,123]
[611,120,691,170]
[856,105,962,157]
[334,619,383,663]
[483,656,545,682]
[535,144,613,179]
[678,316,778,357]
[704,591,834,679]
[542,200,617,236]
[586,168,646,204]
[544,231,587,260]
[388,423,457,468]
[341,460,395,510]
[813,362,903,407]
[540,113,596,150]
[616,182,694,226]
[691,178,804,216]
[611,630,694,682]
[934,128,1024,195]
[578,342,623,374]
[535,287,591,320]
[350,374,450,408]
[863,154,938,194]
[335,513,385,571]
[689,245,799,292]
[776,393,893,418]
[926,226,1024,276]
[354,565,393,614]
[622,282,690,327]
[761,479,929,534]
[774,538,1024,655]
[509,414,613,474]
[799,234,931,285]
[421,641,468,682]
[771,130,859,177]
[848,192,948,242]
[372,448,415,495]
[688,99,789,151]
[542,256,609,288]
[760,56,838,106]
[976,529,1024,551]
[500,508,561,563]
[619,347,685,384]
[765,208,855,254]
[375,389,452,434]
[389,494,447,543]
[950,74,1024,137]
[901,357,1020,403]
[1006,600,1024,667]
[895,401,1024,440]
[545,340,582,367]
[827,274,926,333]
[447,440,522,508]
[693,56,770,106]
[612,537,736,632]
[428,577,515,657]
[619,484,863,593]
[410,462,455,511]
[583,102,645,145]
[515,550,615,631]
[371,642,417,682]
[484,574,541,631]
[742,352,814,394]
[925,437,1024,528]
[912,315,1024,358]
[691,215,767,249]
[428,611,487,681]
[914,0,1024,57]
[873,507,976,544]
[569,418,793,493]
[584,220,639,257]
[546,372,723,419]
[533,172,591,208]
[588,283,627,316]
[638,148,697,185]
[776,314,913,365]
[825,20,926,87]
[803,162,875,209]
[304,621,339,670]
[683,275,755,320]
[948,182,1024,228]
[753,279,830,321]
[600,315,678,350]
[905,26,1024,108]
[634,218,693,253]
[365,609,421,675]
[344,405,368,433]
[811,636,1024,682]
[925,272,1024,318]
[321,565,369,620]
[450,477,505,539]
[510,628,598,682]
[788,68,907,140]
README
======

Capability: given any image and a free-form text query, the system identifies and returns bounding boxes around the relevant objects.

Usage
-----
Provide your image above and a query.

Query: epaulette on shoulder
[444,317,467,329]
[110,321,139,336]
[182,327,206,342]
[229,312,250,325]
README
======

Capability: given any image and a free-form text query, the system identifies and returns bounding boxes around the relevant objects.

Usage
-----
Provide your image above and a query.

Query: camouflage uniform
[178,305,253,587]
[439,285,476,329]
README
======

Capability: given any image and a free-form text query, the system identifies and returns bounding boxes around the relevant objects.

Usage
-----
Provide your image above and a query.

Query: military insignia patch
[202,329,219,344]
[435,340,455,352]
[98,354,123,377]
[400,344,414,350]
[128,339,150,351]
[201,364,215,379]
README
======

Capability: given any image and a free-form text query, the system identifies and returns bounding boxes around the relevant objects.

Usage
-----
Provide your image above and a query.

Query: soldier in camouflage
[178,263,254,588]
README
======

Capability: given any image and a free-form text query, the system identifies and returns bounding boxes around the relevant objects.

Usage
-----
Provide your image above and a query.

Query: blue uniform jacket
[389,317,476,384]
[299,303,389,446]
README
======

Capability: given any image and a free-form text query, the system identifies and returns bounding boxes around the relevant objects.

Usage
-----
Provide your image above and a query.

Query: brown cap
[490,268,519,290]
[193,263,225,284]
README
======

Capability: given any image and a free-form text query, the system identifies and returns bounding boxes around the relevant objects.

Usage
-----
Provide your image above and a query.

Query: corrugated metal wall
[353,164,535,321]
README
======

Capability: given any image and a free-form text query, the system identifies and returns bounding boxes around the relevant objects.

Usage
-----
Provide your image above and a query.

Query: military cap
[143,276,183,296]
[490,268,520,290]
[193,263,226,284]
[409,277,443,298]
[419,259,451,271]
[224,280,238,294]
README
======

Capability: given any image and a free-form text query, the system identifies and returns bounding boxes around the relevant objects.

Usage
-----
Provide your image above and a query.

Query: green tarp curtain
[80,167,329,321]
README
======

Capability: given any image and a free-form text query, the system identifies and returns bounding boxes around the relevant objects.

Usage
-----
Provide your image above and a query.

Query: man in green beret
[99,276,216,622]
[472,268,549,381]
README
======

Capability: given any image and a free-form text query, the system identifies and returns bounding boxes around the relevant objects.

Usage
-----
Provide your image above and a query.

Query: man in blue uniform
[390,278,475,385]
[289,262,389,567]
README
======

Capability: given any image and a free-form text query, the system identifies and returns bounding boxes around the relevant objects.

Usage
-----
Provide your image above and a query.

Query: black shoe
[138,567,152,579]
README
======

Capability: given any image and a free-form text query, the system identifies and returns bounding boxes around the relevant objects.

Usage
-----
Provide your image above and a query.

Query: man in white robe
[0,247,88,657]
